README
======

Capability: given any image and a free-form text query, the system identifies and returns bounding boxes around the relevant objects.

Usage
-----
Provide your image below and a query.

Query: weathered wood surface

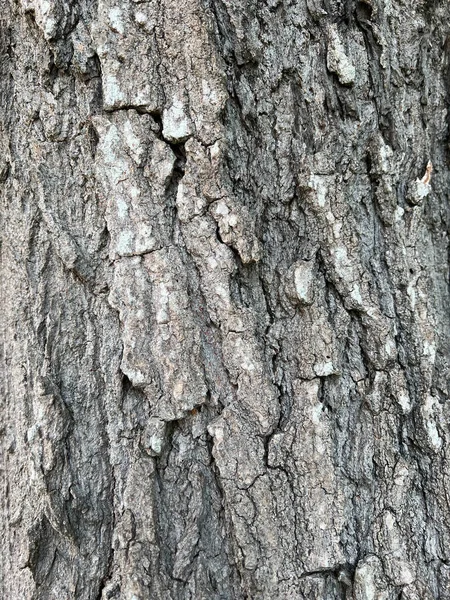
[1,0,449,598]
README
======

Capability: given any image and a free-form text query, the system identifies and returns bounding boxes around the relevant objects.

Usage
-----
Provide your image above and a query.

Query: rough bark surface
[1,0,449,598]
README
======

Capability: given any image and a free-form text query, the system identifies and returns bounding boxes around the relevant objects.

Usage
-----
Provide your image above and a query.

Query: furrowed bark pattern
[1,0,449,599]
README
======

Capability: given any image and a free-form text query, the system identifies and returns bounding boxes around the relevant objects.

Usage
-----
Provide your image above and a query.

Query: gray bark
[1,0,449,598]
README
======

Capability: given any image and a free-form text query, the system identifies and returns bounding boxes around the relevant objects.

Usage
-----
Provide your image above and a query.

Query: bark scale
[1,0,449,598]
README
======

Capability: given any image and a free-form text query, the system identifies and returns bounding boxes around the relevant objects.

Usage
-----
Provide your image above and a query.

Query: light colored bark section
[1,0,449,599]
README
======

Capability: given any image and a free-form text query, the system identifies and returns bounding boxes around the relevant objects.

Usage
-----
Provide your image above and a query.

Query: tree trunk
[1,0,449,598]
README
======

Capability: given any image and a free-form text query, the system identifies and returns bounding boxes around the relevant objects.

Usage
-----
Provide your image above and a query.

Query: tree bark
[1,0,449,598]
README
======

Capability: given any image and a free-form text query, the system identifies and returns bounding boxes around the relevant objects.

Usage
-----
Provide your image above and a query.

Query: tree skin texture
[1,0,449,598]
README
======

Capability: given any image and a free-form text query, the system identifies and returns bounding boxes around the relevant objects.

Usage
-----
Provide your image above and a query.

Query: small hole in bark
[122,373,132,394]
[355,0,372,22]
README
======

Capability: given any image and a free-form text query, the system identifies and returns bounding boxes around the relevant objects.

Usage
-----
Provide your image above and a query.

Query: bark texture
[1,0,450,598]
